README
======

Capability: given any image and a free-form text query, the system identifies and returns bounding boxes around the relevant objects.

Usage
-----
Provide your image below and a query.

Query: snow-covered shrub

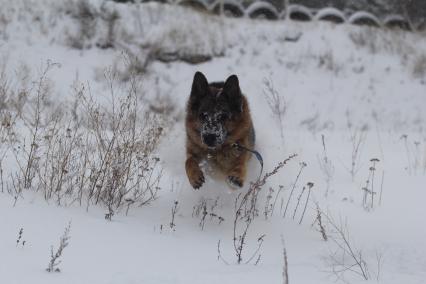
[2,62,164,215]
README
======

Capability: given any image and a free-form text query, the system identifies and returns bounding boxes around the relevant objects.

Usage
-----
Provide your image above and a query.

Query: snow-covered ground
[1,1,426,283]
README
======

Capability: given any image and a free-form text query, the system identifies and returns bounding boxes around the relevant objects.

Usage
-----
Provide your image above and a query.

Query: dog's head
[188,71,243,149]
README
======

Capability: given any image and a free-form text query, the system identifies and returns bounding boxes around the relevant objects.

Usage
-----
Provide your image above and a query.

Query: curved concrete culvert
[384,15,412,31]
[314,7,346,24]
[246,1,280,20]
[177,0,210,13]
[287,4,313,21]
[211,0,245,17]
[348,11,381,27]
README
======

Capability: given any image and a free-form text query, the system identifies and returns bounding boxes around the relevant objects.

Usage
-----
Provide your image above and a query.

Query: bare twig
[283,162,306,218]
[233,154,298,264]
[46,222,71,273]
[313,204,327,241]
[263,78,287,141]
[170,200,179,230]
[322,213,370,281]
[400,134,412,175]
[281,235,289,284]
[298,182,314,224]
[379,171,384,206]
[217,240,229,265]
[317,134,334,196]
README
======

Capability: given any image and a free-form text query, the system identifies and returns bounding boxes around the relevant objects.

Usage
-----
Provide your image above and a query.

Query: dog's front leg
[185,155,205,189]
[226,150,250,188]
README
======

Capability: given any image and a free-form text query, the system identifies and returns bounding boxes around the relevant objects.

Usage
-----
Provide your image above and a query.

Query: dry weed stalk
[169,200,179,230]
[361,158,380,210]
[217,240,229,265]
[322,213,370,281]
[281,235,289,284]
[263,186,274,219]
[22,61,59,189]
[344,119,367,181]
[233,153,297,264]
[400,134,412,175]
[317,134,334,196]
[263,78,287,141]
[298,182,314,224]
[283,162,306,218]
[414,141,421,175]
[46,222,71,273]
[270,184,285,217]
[312,204,328,241]
[400,135,425,175]
[378,170,385,206]
[193,197,224,230]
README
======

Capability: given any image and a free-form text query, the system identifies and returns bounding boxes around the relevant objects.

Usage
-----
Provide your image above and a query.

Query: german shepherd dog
[185,71,255,189]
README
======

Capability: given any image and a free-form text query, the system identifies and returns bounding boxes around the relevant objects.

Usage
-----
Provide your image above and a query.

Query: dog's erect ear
[223,74,243,113]
[191,71,208,97]
[189,71,209,113]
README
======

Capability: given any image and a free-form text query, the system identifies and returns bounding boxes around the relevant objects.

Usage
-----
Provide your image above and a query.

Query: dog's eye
[199,112,208,120]
[217,113,228,121]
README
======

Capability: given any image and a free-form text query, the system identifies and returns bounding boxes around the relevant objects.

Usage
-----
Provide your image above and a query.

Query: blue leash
[232,143,264,180]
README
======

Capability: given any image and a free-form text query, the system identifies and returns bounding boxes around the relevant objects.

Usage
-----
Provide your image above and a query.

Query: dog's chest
[206,146,242,165]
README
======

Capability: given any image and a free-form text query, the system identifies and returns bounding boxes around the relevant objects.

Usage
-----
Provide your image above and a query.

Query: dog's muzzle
[200,117,227,149]
[202,133,220,148]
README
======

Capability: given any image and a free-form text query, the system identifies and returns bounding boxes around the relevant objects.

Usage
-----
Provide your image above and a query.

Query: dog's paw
[227,175,243,188]
[189,169,205,190]
[185,158,205,189]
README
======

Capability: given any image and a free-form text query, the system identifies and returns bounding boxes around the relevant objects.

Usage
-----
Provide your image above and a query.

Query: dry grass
[233,153,298,264]
[0,60,165,216]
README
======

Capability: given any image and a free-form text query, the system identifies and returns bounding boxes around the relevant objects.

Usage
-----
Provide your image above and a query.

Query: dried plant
[298,182,314,224]
[270,184,285,218]
[281,235,289,284]
[322,214,371,282]
[400,135,425,175]
[22,61,59,190]
[312,204,327,241]
[263,78,287,141]
[217,240,229,265]
[344,118,368,181]
[2,61,164,215]
[233,153,297,264]
[169,200,179,230]
[16,228,24,246]
[317,134,334,196]
[46,222,71,273]
[400,134,412,174]
[283,162,306,218]
[192,197,224,230]
[361,158,380,210]
[263,187,274,220]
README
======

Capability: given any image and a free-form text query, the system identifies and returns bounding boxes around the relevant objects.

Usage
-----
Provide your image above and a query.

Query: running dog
[185,71,255,189]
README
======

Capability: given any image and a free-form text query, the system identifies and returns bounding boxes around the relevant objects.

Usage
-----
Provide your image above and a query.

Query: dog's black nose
[203,134,217,147]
